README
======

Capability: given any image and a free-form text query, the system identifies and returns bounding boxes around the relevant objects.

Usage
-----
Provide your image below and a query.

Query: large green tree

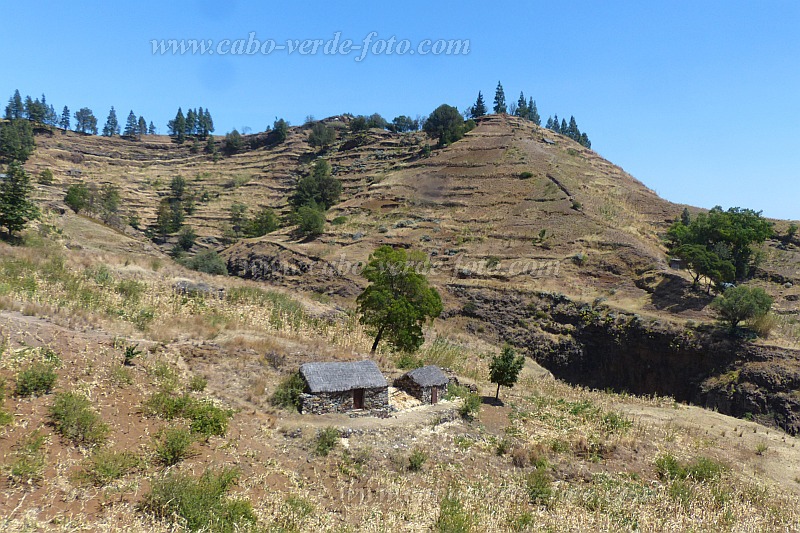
[0,161,39,238]
[308,122,336,150]
[123,110,138,137]
[357,246,443,354]
[423,104,467,147]
[667,206,773,285]
[489,345,525,400]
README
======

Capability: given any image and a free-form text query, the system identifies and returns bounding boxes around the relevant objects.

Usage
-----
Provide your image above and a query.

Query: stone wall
[301,387,388,415]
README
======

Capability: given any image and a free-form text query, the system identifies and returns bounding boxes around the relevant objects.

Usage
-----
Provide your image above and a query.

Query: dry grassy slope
[24,115,800,324]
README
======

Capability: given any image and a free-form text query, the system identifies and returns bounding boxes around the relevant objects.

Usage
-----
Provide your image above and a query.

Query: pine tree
[185,108,197,136]
[493,81,507,114]
[579,132,591,149]
[102,106,120,136]
[5,90,24,120]
[46,104,57,126]
[148,121,156,135]
[545,116,554,130]
[203,109,214,137]
[168,108,186,143]
[123,110,138,137]
[551,114,560,133]
[196,106,206,137]
[560,118,568,135]
[471,91,486,118]
[516,92,528,118]
[138,116,147,137]
[528,98,540,126]
[0,161,39,238]
[60,106,71,131]
[567,116,578,140]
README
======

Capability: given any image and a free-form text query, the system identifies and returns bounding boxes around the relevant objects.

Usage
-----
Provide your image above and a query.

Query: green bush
[396,353,423,370]
[525,467,553,506]
[408,448,427,471]
[49,391,109,446]
[188,374,208,392]
[458,392,481,420]
[139,467,257,533]
[38,168,54,185]
[712,286,773,331]
[6,431,46,486]
[315,427,340,456]
[15,362,57,397]
[435,493,473,533]
[518,171,533,179]
[76,449,140,486]
[188,400,232,439]
[270,372,305,412]
[655,453,725,482]
[181,250,228,275]
[296,205,325,238]
[154,426,195,466]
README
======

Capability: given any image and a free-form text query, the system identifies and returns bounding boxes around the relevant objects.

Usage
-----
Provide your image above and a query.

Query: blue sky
[3,1,798,219]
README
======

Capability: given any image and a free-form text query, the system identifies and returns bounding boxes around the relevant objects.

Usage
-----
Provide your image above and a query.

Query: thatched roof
[300,360,387,393]
[404,365,449,387]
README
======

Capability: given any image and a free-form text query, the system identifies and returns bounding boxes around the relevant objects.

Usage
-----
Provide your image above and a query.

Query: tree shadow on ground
[649,273,713,313]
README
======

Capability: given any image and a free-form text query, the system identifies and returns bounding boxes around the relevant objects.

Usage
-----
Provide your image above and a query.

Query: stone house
[299,360,388,414]
[394,365,449,404]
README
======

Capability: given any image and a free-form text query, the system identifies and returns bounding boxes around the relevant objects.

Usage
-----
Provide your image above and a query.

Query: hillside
[1,115,799,530]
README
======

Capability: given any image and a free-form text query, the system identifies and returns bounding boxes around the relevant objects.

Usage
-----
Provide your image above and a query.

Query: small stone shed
[299,360,388,414]
[394,365,449,404]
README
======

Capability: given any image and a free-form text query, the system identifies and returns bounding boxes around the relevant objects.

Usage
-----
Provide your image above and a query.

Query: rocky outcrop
[450,284,800,435]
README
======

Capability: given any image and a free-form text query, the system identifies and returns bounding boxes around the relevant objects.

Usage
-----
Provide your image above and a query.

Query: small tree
[308,122,335,150]
[0,161,39,238]
[64,183,90,213]
[493,81,507,114]
[296,205,325,239]
[0,119,35,162]
[123,110,138,137]
[357,246,443,354]
[102,106,120,136]
[470,91,486,118]
[712,286,773,331]
[489,345,525,400]
[59,106,71,131]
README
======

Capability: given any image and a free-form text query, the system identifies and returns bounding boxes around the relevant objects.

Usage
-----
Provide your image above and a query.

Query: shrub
[712,285,773,331]
[177,226,197,251]
[188,400,232,439]
[6,431,46,486]
[64,182,90,213]
[154,426,195,466]
[315,427,339,456]
[518,171,533,179]
[331,215,347,226]
[296,205,325,238]
[396,353,423,370]
[15,362,57,397]
[38,168,54,185]
[458,392,481,420]
[123,344,141,366]
[408,448,427,471]
[655,453,725,482]
[49,392,109,446]
[270,372,305,412]
[188,374,208,392]
[181,250,228,276]
[748,311,779,338]
[435,493,473,533]
[76,449,140,486]
[139,467,257,533]
[525,467,553,506]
